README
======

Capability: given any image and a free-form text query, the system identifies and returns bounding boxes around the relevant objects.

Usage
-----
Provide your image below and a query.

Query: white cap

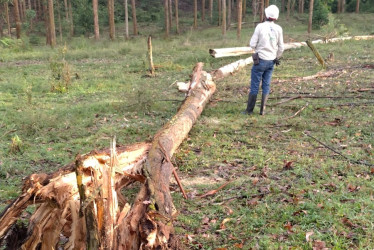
[265,5,279,20]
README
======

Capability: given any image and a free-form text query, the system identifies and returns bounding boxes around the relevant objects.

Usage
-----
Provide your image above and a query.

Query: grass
[1,13,374,249]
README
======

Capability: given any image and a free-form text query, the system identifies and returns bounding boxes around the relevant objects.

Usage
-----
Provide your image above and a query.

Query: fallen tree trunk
[209,35,374,58]
[0,64,216,249]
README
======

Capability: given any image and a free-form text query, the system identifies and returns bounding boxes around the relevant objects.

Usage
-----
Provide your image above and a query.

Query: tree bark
[108,0,115,40]
[308,0,314,35]
[306,40,326,69]
[131,0,137,35]
[124,0,129,39]
[242,0,246,19]
[237,0,242,39]
[281,0,285,13]
[287,0,291,20]
[56,0,62,42]
[14,0,22,39]
[168,0,172,30]
[64,0,68,20]
[93,0,100,40]
[265,0,269,8]
[222,0,226,35]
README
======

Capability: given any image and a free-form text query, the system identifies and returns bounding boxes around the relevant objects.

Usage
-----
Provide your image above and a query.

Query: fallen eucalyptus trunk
[0,63,216,249]
[209,35,374,58]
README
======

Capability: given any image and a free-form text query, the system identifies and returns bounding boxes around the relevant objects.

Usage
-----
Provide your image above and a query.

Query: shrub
[313,0,329,29]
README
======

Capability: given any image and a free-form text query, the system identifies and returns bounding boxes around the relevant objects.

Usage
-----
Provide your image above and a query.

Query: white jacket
[249,21,284,61]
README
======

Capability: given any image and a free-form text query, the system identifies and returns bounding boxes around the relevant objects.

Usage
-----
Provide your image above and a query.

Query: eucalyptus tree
[93,0,99,39]
[108,0,115,39]
[13,0,22,38]
[131,0,137,35]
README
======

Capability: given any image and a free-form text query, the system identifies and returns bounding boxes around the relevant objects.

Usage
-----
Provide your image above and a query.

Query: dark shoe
[244,94,257,114]
[260,94,269,115]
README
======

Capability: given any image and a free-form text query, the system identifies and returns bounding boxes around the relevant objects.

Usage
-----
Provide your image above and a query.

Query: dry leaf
[284,222,293,233]
[306,231,314,242]
[283,161,294,170]
[234,242,243,248]
[220,218,231,229]
[198,181,232,198]
[313,240,328,250]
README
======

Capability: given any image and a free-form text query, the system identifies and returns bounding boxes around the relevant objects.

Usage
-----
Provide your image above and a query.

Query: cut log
[209,35,374,58]
[212,56,253,80]
[209,47,255,58]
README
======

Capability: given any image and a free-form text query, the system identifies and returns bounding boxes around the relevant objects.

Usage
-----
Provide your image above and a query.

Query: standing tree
[194,0,197,28]
[259,0,264,22]
[164,0,169,37]
[131,0,137,35]
[14,0,22,38]
[222,0,226,35]
[218,0,221,26]
[227,0,231,29]
[355,0,359,13]
[243,0,246,19]
[93,0,99,40]
[308,0,314,35]
[124,0,129,39]
[265,0,269,7]
[4,1,11,36]
[237,0,242,38]
[47,0,56,47]
[175,0,179,34]
[209,0,213,22]
[202,0,205,21]
[68,0,73,36]
[168,0,172,30]
[287,0,291,20]
[108,0,115,40]
[281,0,285,12]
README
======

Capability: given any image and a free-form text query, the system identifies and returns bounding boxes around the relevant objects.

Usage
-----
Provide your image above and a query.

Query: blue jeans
[250,59,275,95]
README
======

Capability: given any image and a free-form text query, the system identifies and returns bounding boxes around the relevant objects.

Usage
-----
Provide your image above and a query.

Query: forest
[1,0,374,249]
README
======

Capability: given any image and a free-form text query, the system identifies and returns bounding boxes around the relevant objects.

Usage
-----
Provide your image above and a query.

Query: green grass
[1,13,374,249]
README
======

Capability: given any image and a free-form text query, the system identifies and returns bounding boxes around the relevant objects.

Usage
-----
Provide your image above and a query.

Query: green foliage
[320,13,349,37]
[10,135,23,154]
[313,0,330,29]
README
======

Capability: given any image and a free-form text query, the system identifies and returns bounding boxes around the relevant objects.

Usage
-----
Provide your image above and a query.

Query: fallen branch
[304,132,374,167]
[286,103,308,119]
[271,96,302,106]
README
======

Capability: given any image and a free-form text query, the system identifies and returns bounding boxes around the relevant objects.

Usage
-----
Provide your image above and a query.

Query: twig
[304,132,374,167]
[271,96,302,106]
[158,141,188,200]
[1,129,17,138]
[286,103,308,119]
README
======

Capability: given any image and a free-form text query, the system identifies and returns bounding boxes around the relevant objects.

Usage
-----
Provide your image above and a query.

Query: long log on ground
[116,63,216,249]
[209,35,374,58]
[0,63,216,249]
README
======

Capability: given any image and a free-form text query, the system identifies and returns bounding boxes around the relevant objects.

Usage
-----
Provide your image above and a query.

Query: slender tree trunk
[259,0,264,22]
[202,0,205,21]
[64,0,68,20]
[237,0,242,39]
[14,0,22,39]
[164,0,169,37]
[57,0,62,42]
[291,0,296,15]
[131,0,137,35]
[337,0,341,13]
[27,0,31,10]
[43,0,51,45]
[308,0,314,35]
[281,0,285,13]
[218,0,221,26]
[265,0,269,7]
[19,0,24,22]
[124,0,129,39]
[242,0,246,19]
[341,0,345,13]
[168,0,172,30]
[193,0,197,28]
[93,0,100,40]
[287,0,291,20]
[222,0,226,35]
[48,0,56,47]
[68,0,73,36]
[209,0,213,22]
[4,3,11,37]
[37,0,41,20]
[175,0,179,34]
[147,36,155,76]
[355,0,359,13]
[108,0,115,40]
[227,0,231,29]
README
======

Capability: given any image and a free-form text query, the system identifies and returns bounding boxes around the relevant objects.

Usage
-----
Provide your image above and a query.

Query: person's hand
[273,58,281,66]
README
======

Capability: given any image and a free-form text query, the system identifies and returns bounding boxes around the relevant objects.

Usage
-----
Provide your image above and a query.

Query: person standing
[243,5,284,115]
